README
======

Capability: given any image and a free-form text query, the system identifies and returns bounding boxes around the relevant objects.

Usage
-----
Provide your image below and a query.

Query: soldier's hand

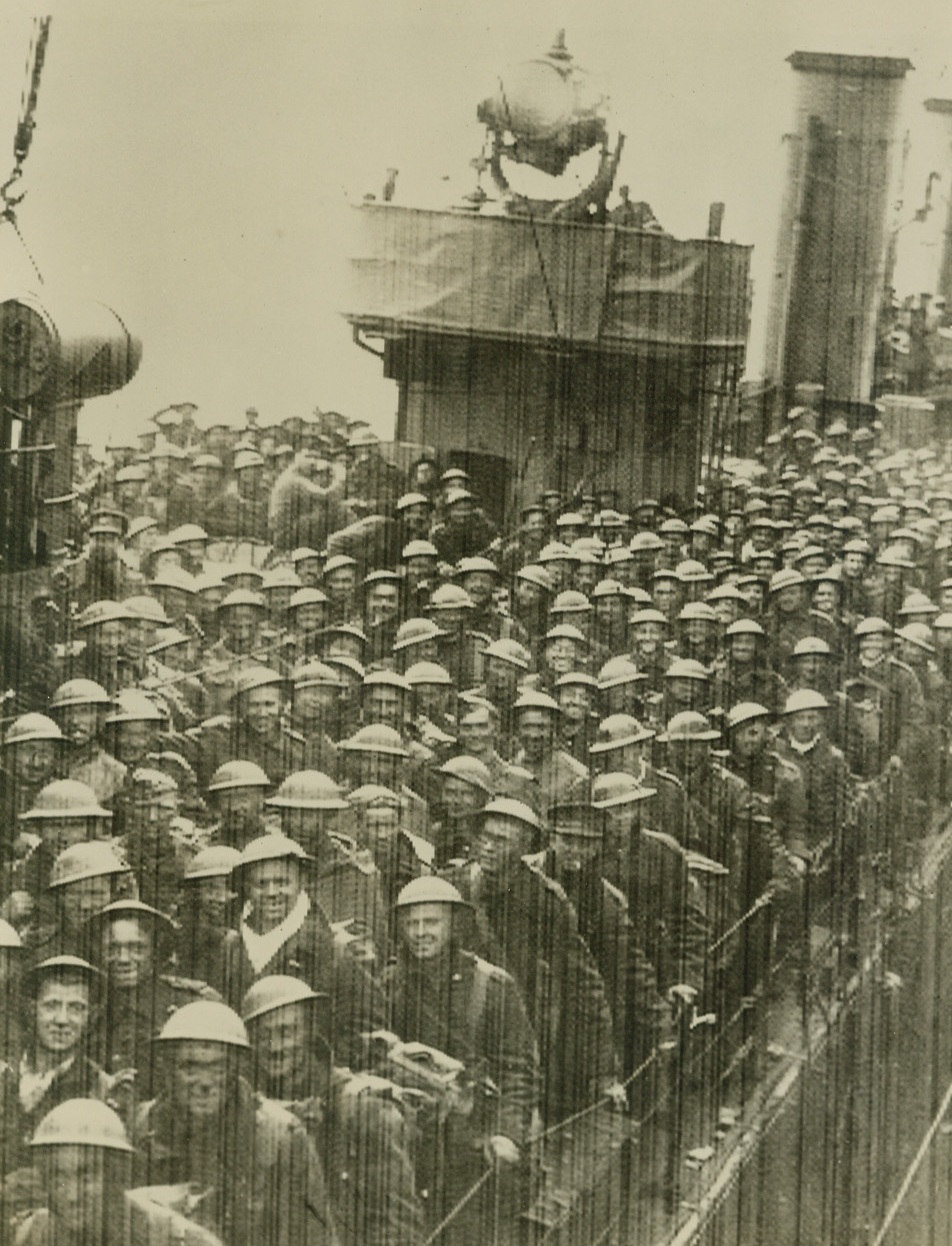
[484,1135,521,1166]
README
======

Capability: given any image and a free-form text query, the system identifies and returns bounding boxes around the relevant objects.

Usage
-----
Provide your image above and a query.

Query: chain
[2,17,52,219]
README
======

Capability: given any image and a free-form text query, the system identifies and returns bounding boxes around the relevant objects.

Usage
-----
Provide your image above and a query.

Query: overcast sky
[1,0,950,448]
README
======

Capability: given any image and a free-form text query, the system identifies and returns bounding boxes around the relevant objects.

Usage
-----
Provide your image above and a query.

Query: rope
[419,1168,493,1245]
[869,1073,952,1246]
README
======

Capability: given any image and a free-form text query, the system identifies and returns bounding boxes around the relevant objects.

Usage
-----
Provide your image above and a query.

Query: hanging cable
[2,15,52,284]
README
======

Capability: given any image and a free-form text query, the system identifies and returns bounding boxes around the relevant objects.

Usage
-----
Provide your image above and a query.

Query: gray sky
[1,0,950,448]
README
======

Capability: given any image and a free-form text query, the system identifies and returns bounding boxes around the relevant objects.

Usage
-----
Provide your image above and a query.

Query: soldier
[205,760,274,849]
[337,725,430,836]
[404,662,458,756]
[0,956,109,1176]
[201,590,270,716]
[457,555,525,643]
[287,661,342,774]
[220,835,386,1065]
[710,619,789,714]
[427,755,493,867]
[0,715,67,856]
[241,975,423,1246]
[264,771,388,963]
[13,1099,223,1245]
[131,1001,340,1246]
[286,588,331,661]
[384,876,539,1245]
[24,841,135,965]
[449,798,621,1126]
[49,680,127,807]
[509,690,588,818]
[453,703,537,805]
[346,785,433,909]
[722,702,807,855]
[0,918,24,1062]
[117,769,192,915]
[176,846,242,989]
[430,488,497,563]
[88,899,219,1099]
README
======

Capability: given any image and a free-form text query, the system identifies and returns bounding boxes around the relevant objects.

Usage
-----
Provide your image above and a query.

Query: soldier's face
[558,686,591,725]
[729,634,758,665]
[248,860,302,928]
[115,720,156,766]
[362,806,401,852]
[61,875,113,928]
[732,719,768,758]
[441,776,483,818]
[858,634,889,664]
[292,603,327,635]
[10,739,58,785]
[457,719,493,757]
[813,584,838,614]
[667,739,709,776]
[45,1147,108,1238]
[475,817,532,882]
[40,818,92,858]
[35,979,90,1056]
[651,583,679,615]
[293,683,338,720]
[253,1005,310,1085]
[544,639,579,675]
[842,553,866,578]
[103,919,153,989]
[174,1041,231,1120]
[244,687,283,734]
[775,587,804,614]
[518,709,555,761]
[401,903,453,961]
[60,705,102,748]
[595,597,625,628]
[552,825,600,872]
[217,785,265,826]
[786,709,824,744]
[324,568,357,601]
[461,573,494,608]
[364,686,404,729]
[366,585,400,627]
[197,876,234,925]
[223,608,260,652]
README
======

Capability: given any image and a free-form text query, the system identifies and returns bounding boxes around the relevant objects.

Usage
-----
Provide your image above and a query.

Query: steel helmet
[193,573,226,597]
[429,584,474,611]
[592,658,641,691]
[515,564,555,592]
[898,592,938,617]
[262,567,302,592]
[207,760,271,792]
[322,623,368,645]
[483,639,531,670]
[289,587,329,611]
[184,845,243,881]
[0,919,22,949]
[218,587,267,615]
[393,618,447,651]
[20,780,111,821]
[127,768,178,801]
[783,689,830,714]
[706,584,746,604]
[105,690,166,725]
[591,772,657,808]
[876,545,915,570]
[220,564,265,587]
[394,876,469,909]
[725,702,771,731]
[290,546,323,565]
[233,450,265,472]
[90,899,173,933]
[724,619,766,638]
[404,662,453,687]
[149,567,196,595]
[323,554,358,576]
[658,711,720,742]
[48,842,129,890]
[347,784,401,809]
[437,755,493,794]
[338,725,409,757]
[791,636,832,657]
[348,426,380,449]
[677,602,718,624]
[591,579,626,599]
[629,531,664,552]
[168,523,209,545]
[589,714,655,753]
[49,679,112,710]
[396,493,430,513]
[324,656,365,681]
[230,667,285,700]
[675,560,713,583]
[122,595,170,625]
[28,956,101,993]
[769,568,806,594]
[896,622,935,652]
[457,556,499,577]
[550,591,592,615]
[555,511,585,530]
[629,608,668,628]
[362,670,411,693]
[935,613,952,631]
[854,616,892,637]
[266,771,348,810]
[401,540,439,561]
[156,1000,250,1049]
[241,975,328,1024]
[537,542,573,564]
[75,600,136,631]
[513,690,560,715]
[555,671,598,691]
[291,660,341,689]
[664,658,710,682]
[148,627,190,655]
[30,1100,134,1153]
[236,834,312,870]
[543,624,587,646]
[3,713,64,747]
[126,515,158,540]
[659,517,688,535]
[444,488,474,507]
[478,797,542,831]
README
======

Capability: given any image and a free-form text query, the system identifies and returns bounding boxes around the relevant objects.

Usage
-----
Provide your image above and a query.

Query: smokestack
[923,99,952,305]
[763,52,912,412]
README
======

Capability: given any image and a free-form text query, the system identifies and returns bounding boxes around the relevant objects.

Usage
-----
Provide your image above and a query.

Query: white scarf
[787,734,819,755]
[241,890,310,974]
